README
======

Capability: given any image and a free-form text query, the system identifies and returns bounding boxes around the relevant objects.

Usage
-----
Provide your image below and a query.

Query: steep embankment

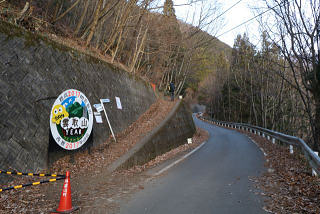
[0,20,156,177]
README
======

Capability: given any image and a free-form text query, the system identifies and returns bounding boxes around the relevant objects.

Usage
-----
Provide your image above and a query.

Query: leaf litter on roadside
[0,100,209,213]
[202,118,320,214]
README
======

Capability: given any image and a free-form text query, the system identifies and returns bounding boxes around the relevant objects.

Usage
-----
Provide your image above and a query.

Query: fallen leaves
[0,100,208,213]
[49,99,177,176]
[215,122,320,214]
[125,128,209,174]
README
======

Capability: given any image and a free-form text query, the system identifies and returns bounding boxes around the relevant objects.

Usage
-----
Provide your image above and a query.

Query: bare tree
[74,0,90,35]
[260,0,320,150]
[156,0,223,94]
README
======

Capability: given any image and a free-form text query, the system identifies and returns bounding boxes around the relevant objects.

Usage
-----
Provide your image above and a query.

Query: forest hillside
[1,0,319,151]
[0,0,231,98]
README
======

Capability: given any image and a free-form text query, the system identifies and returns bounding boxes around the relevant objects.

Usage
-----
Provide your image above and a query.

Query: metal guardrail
[203,117,320,175]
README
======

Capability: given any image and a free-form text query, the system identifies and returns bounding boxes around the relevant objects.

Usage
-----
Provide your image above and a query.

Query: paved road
[120,115,266,214]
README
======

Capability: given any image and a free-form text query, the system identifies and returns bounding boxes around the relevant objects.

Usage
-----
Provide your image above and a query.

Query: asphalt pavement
[119,115,267,214]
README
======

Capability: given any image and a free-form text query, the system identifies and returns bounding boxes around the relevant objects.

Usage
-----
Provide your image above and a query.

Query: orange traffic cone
[52,171,78,213]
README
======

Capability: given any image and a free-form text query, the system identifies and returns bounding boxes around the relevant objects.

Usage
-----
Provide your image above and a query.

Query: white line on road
[153,141,208,176]
[248,137,268,157]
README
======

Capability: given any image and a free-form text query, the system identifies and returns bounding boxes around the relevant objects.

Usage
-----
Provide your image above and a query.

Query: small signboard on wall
[94,112,103,123]
[93,104,103,112]
[115,97,122,110]
[49,89,93,150]
[101,98,110,103]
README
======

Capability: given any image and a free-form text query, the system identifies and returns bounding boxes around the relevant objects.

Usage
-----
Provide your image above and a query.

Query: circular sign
[50,89,93,150]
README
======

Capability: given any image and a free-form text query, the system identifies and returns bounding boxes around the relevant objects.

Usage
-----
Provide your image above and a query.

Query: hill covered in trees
[198,0,320,152]
[0,0,231,98]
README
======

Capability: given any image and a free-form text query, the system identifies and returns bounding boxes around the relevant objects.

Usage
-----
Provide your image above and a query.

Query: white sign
[93,104,103,112]
[101,98,110,103]
[115,97,122,110]
[94,112,103,123]
[50,89,93,150]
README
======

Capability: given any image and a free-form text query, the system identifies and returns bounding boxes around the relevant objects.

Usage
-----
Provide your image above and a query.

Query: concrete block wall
[107,100,196,172]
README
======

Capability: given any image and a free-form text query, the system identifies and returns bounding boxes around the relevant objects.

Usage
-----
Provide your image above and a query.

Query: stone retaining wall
[0,21,156,180]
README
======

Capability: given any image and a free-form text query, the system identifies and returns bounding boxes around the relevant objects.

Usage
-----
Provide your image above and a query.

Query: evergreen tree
[163,0,176,17]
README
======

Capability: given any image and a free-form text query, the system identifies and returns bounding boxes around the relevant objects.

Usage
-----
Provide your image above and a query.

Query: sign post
[100,99,116,142]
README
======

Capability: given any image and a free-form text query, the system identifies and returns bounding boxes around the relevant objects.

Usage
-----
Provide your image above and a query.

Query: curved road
[120,115,266,214]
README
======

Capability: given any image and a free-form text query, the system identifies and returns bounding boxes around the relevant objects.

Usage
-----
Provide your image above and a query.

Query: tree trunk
[74,0,89,35]
[86,0,103,46]
[134,28,148,72]
[313,95,320,151]
[53,0,81,23]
